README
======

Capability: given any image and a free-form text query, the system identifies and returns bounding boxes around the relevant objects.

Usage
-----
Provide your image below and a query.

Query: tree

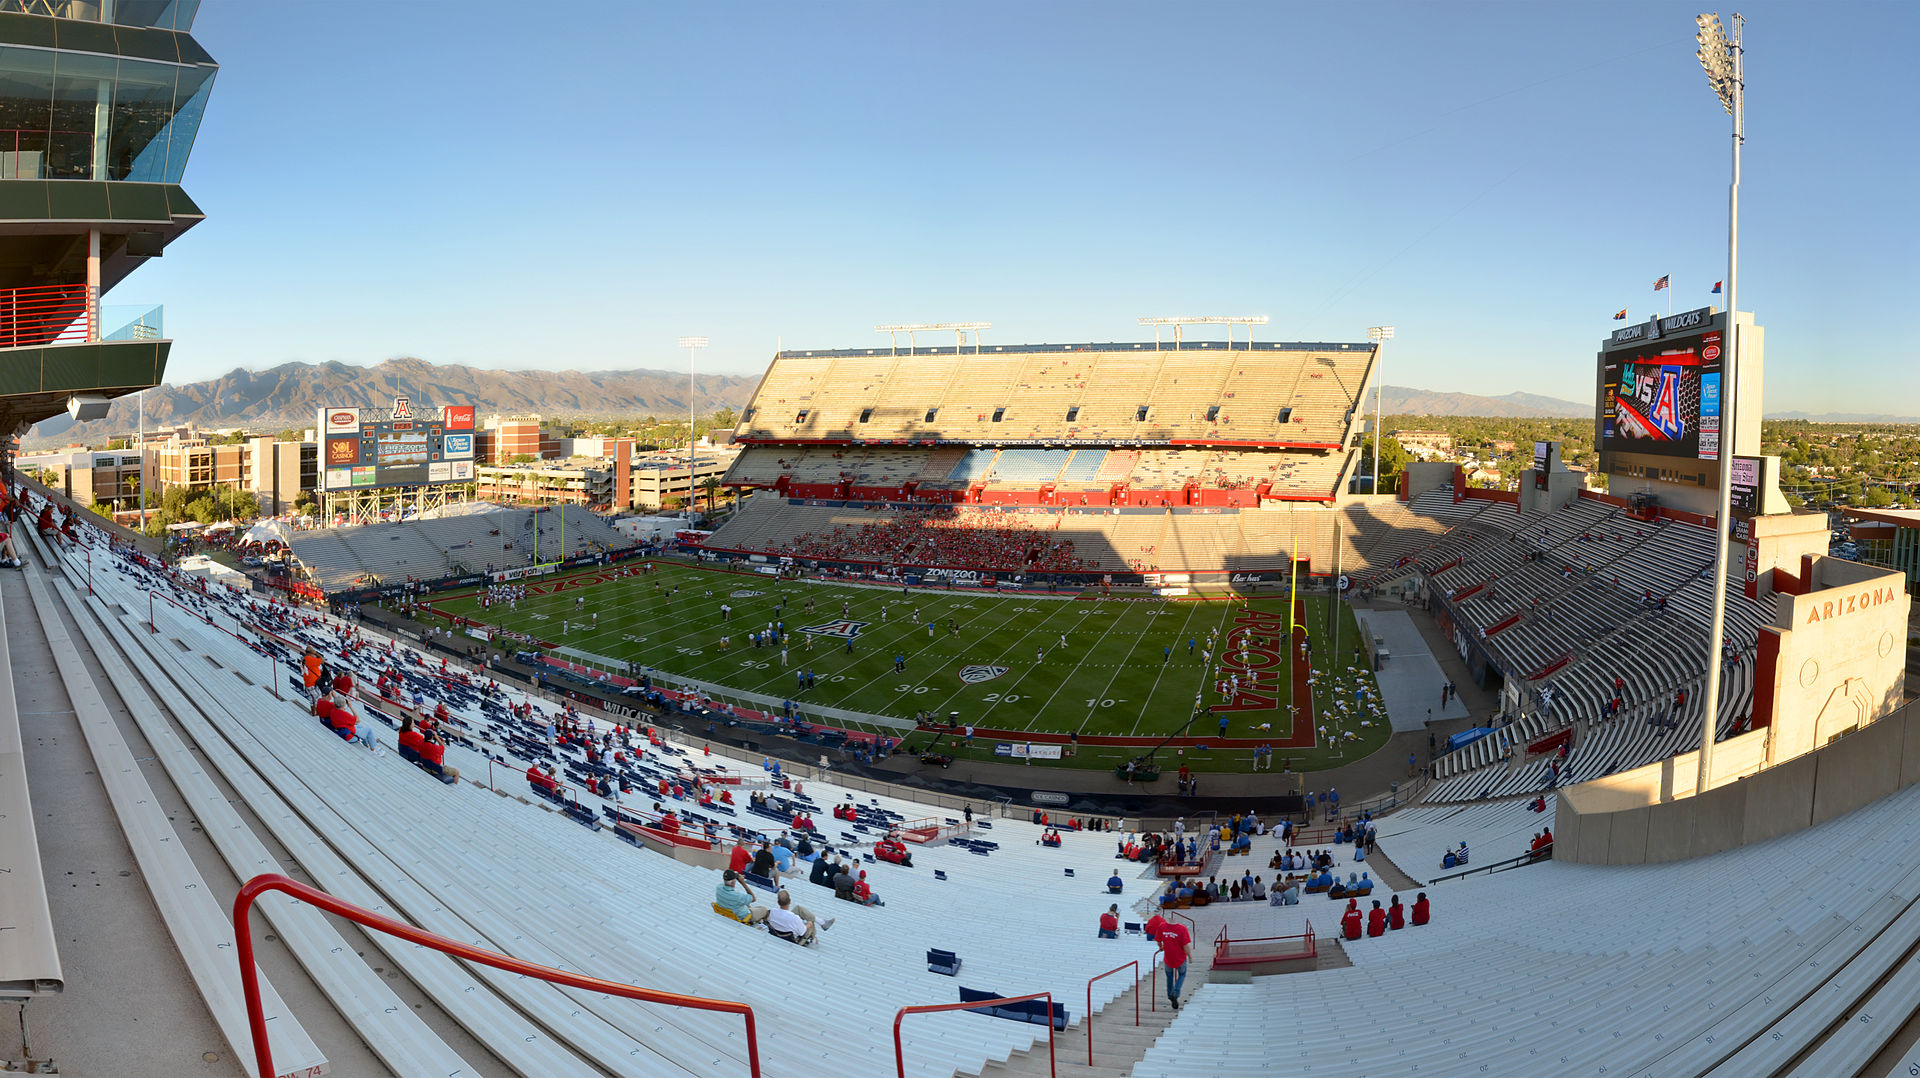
[1357,433,1410,494]
[712,406,738,430]
[701,475,722,512]
[1862,486,1895,508]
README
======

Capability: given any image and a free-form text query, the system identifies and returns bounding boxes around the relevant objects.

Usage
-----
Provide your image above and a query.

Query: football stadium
[7,5,1920,1078]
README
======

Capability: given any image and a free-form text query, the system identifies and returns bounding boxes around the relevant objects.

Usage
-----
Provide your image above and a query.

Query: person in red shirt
[398,718,426,759]
[1388,894,1406,930]
[719,787,734,805]
[1341,899,1363,941]
[1367,900,1387,937]
[851,870,882,906]
[1098,904,1119,939]
[1411,892,1431,926]
[314,697,335,730]
[728,840,753,876]
[1145,914,1192,1008]
[418,728,457,781]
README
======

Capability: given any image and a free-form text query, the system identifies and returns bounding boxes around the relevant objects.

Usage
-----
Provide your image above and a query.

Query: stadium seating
[22,491,1920,1078]
[289,506,638,589]
[734,343,1374,447]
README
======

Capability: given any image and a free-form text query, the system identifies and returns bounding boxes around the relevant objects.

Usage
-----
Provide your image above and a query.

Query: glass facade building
[0,0,212,436]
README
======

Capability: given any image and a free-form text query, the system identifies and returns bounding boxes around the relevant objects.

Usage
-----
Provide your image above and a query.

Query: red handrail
[1085,961,1138,1065]
[232,873,763,1078]
[894,992,1055,1078]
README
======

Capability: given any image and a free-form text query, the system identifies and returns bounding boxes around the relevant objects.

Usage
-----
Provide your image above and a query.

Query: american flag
[1653,275,1670,291]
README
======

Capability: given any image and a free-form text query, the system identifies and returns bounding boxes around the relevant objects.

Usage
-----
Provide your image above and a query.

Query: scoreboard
[318,398,476,491]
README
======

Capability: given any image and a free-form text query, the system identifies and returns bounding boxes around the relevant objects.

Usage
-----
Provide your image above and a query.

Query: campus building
[0,1,214,441]
[145,434,316,516]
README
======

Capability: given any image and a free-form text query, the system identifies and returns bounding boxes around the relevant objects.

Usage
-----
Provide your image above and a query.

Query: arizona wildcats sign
[799,619,868,639]
[958,664,1008,684]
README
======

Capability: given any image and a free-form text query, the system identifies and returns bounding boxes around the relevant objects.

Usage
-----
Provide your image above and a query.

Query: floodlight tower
[1693,11,1744,796]
[1138,315,1269,350]
[1367,326,1395,496]
[679,335,708,519]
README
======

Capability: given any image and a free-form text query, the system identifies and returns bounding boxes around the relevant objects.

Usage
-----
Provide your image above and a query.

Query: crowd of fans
[784,507,1082,570]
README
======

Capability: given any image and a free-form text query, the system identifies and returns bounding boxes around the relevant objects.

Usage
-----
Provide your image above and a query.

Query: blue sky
[137,0,1918,413]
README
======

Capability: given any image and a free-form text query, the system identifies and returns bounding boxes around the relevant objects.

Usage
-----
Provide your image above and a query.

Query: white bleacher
[56,532,1161,1078]
[1135,778,1920,1077]
[1374,799,1556,883]
[0,586,61,999]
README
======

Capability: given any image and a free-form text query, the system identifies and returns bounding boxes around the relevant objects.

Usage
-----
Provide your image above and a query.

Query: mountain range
[1378,386,1590,418]
[27,357,762,446]
[28,359,1910,447]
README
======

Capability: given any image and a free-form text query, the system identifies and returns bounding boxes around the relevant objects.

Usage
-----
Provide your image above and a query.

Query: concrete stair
[970,964,1219,1078]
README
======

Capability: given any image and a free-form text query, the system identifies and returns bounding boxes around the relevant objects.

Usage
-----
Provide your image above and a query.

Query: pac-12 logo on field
[730,589,763,599]
[958,664,1008,684]
[799,619,868,639]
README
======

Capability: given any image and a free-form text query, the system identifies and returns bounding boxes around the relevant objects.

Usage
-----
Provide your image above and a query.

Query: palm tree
[701,475,722,513]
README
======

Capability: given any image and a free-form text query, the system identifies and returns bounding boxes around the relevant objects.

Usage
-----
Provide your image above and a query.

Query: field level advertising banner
[1603,329,1722,461]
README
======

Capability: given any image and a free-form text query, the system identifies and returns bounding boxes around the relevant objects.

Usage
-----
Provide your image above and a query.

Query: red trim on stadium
[731,436,1344,451]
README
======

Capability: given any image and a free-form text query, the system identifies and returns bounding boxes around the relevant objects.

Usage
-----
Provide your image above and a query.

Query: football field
[428,562,1391,771]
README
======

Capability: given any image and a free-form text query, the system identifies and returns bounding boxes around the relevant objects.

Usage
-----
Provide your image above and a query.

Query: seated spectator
[875,837,913,867]
[397,718,425,761]
[1441,849,1458,870]
[1355,872,1373,895]
[766,888,830,944]
[1367,899,1387,937]
[1411,892,1431,926]
[1354,843,1367,864]
[729,839,754,875]
[1098,904,1119,939]
[750,841,778,879]
[771,840,795,875]
[851,870,882,906]
[809,851,840,888]
[418,728,457,780]
[1328,877,1347,900]
[1228,880,1242,902]
[1388,894,1406,930]
[1278,877,1301,906]
[713,870,765,925]
[1455,842,1470,865]
[1531,828,1554,858]
[794,835,817,862]
[1106,871,1124,894]
[1268,850,1285,870]
[1250,876,1266,901]
[1341,899,1363,941]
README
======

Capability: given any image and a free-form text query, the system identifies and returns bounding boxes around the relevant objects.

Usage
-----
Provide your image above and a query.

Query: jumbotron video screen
[1601,329,1723,461]
[318,399,477,491]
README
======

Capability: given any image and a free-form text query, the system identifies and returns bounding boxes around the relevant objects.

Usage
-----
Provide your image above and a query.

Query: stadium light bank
[875,322,991,355]
[1138,315,1269,350]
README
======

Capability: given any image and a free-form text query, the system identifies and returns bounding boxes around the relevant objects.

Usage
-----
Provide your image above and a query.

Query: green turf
[430,562,1392,772]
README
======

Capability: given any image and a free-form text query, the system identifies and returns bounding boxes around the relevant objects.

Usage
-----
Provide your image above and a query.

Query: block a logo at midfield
[958,664,1009,684]
[730,589,764,599]
[799,619,869,639]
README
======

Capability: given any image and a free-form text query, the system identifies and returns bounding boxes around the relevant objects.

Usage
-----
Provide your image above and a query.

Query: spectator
[1367,899,1387,937]
[1341,899,1363,941]
[1144,914,1192,1009]
[1106,871,1124,894]
[833,861,858,902]
[851,870,883,906]
[810,851,840,888]
[1098,904,1119,939]
[766,889,831,944]
[1388,894,1406,930]
[713,870,766,925]
[1411,891,1431,926]
[729,840,754,876]
[418,727,457,781]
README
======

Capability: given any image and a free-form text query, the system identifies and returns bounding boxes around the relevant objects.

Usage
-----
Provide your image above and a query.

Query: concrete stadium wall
[1556,696,1920,865]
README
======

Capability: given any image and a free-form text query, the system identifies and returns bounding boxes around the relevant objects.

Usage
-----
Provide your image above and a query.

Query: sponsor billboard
[993,742,1064,760]
[323,407,360,435]
[318,399,479,491]
[1600,328,1723,462]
